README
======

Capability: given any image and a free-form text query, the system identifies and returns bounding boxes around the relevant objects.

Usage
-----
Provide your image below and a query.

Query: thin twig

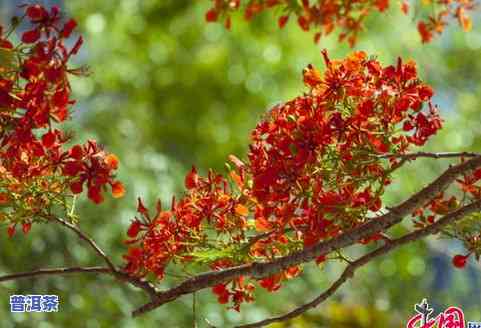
[382,152,480,173]
[0,264,159,301]
[2,214,160,302]
[53,217,117,272]
[0,266,110,282]
[51,216,160,299]
[238,199,481,328]
[193,292,197,328]
[377,151,480,160]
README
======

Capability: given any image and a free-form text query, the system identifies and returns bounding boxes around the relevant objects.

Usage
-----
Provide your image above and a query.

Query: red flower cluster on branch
[0,5,123,236]
[417,0,474,43]
[205,0,475,46]
[123,50,446,309]
[248,51,441,247]
[123,169,249,280]
[0,3,479,319]
[410,163,481,268]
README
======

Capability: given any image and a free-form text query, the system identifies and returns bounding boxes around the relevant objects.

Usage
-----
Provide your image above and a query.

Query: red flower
[127,220,142,238]
[41,131,56,148]
[137,198,149,216]
[235,204,248,216]
[63,161,84,176]
[224,17,232,30]
[278,15,289,28]
[245,3,263,20]
[88,186,104,204]
[452,254,469,269]
[69,145,84,160]
[0,39,13,49]
[62,19,77,38]
[401,1,409,14]
[22,223,32,234]
[26,5,48,22]
[70,181,84,194]
[7,225,15,238]
[474,168,481,181]
[418,85,434,101]
[70,36,84,55]
[303,64,322,87]
[111,181,125,198]
[212,284,230,304]
[205,9,218,22]
[105,154,119,170]
[358,99,375,117]
[185,166,198,189]
[403,121,414,131]
[417,22,433,43]
[375,0,390,12]
[259,275,282,292]
[316,255,327,264]
[123,247,145,276]
[297,16,310,31]
[21,29,41,43]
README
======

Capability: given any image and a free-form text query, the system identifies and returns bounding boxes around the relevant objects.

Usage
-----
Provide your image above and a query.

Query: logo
[9,294,59,313]
[407,299,481,328]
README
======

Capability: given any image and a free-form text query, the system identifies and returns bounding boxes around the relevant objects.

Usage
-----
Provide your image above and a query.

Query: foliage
[205,0,475,45]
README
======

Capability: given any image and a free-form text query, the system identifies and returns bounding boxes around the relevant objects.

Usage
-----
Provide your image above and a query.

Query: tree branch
[53,217,117,272]
[132,156,481,317]
[0,266,110,282]
[378,151,480,160]
[382,151,480,173]
[238,199,481,327]
[51,216,160,299]
[0,264,159,301]
[114,271,160,300]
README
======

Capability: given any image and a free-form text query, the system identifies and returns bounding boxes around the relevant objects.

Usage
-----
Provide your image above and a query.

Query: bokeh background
[1,0,481,327]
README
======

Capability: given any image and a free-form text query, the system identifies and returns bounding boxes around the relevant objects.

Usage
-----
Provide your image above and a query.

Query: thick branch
[0,266,110,282]
[132,156,481,317]
[238,199,481,328]
[114,271,160,300]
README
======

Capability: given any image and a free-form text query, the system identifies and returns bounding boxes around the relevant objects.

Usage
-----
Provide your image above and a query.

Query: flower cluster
[123,50,443,309]
[123,168,249,280]
[205,0,475,46]
[248,50,441,250]
[417,0,474,43]
[412,164,481,269]
[0,5,123,236]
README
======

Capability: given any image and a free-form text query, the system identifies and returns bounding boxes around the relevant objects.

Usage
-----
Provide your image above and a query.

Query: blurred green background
[1,0,481,327]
